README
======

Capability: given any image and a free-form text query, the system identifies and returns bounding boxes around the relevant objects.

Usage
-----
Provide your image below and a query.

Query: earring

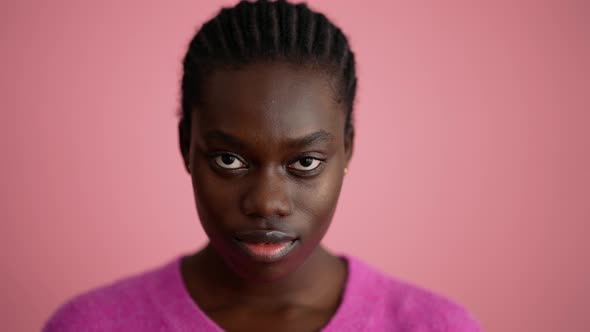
[344,167,348,175]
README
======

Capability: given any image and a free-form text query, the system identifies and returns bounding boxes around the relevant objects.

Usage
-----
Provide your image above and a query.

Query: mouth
[233,230,299,263]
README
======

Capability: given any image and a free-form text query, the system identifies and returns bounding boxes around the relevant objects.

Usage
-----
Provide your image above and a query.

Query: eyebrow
[204,130,246,149]
[204,130,334,149]
[290,130,334,148]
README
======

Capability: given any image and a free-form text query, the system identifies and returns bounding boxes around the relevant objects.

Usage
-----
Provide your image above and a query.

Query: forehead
[191,62,345,142]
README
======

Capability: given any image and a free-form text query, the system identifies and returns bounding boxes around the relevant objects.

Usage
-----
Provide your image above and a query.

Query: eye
[289,157,322,171]
[213,153,247,170]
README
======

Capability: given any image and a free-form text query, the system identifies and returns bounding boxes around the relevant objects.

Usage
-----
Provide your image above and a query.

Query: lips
[234,230,298,262]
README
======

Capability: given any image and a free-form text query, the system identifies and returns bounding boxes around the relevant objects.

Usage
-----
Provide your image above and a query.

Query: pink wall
[1,0,588,331]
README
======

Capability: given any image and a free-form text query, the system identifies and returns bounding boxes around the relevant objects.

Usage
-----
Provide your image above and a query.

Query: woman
[43,1,481,331]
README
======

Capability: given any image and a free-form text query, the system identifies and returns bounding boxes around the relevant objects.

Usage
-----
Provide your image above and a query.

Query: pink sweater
[43,255,482,331]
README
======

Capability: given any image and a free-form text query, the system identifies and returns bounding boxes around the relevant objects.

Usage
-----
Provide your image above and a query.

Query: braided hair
[179,0,357,140]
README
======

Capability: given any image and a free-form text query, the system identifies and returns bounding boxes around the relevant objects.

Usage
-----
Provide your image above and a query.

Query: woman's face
[181,62,352,282]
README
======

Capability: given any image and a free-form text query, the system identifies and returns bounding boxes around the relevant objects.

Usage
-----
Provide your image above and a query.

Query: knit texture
[43,255,482,331]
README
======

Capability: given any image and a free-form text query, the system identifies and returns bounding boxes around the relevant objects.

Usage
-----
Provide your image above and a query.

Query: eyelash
[208,152,326,175]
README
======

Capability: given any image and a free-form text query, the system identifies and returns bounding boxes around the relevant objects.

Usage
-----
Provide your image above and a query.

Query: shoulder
[345,256,482,332]
[42,257,181,332]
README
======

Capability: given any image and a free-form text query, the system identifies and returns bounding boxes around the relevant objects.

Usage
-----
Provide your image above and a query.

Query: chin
[220,240,317,283]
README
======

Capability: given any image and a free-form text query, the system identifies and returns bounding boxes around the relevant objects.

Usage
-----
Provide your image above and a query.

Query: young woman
[44,1,481,331]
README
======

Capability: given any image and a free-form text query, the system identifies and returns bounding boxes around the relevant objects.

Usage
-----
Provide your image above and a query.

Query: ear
[344,127,354,168]
[178,118,191,173]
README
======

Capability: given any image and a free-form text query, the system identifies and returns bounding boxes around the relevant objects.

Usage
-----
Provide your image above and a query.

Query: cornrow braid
[180,0,357,138]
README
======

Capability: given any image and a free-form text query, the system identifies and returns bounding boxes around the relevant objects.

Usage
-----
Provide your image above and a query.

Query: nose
[240,167,293,219]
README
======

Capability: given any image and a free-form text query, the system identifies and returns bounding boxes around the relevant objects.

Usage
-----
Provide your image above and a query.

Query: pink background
[1,0,588,331]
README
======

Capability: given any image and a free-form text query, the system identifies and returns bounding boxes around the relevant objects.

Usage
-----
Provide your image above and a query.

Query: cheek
[295,167,345,236]
[190,166,240,231]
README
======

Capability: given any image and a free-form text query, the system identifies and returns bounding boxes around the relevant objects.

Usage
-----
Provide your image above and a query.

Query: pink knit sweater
[43,255,482,331]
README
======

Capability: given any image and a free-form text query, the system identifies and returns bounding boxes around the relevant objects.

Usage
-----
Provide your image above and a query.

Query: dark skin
[179,61,353,332]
